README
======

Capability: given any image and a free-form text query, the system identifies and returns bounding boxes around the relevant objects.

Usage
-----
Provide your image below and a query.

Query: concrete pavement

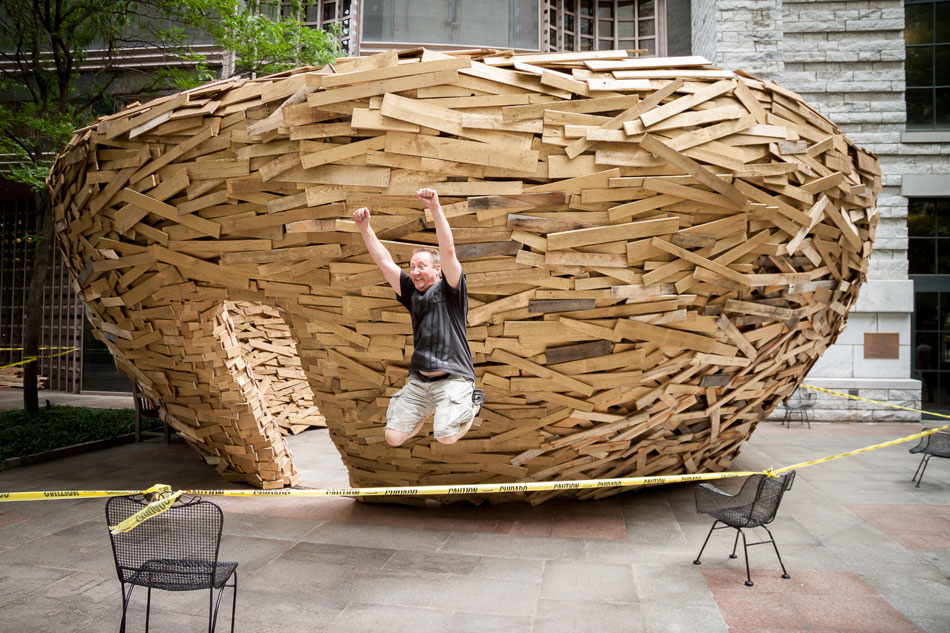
[1,398,948,632]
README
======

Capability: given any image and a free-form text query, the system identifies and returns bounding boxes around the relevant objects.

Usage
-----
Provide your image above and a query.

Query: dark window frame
[904,0,950,130]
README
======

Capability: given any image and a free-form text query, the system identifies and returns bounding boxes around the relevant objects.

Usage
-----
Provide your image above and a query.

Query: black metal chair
[782,390,816,428]
[105,495,238,632]
[692,471,796,586]
[909,430,950,487]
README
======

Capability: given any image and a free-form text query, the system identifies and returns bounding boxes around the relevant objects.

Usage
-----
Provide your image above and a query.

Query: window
[907,198,950,274]
[546,0,661,55]
[362,0,540,50]
[284,1,353,54]
[905,0,949,129]
[909,198,950,412]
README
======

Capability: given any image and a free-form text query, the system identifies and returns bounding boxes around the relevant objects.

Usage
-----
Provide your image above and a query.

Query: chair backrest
[105,495,224,584]
[925,431,950,457]
[800,391,817,409]
[745,470,795,527]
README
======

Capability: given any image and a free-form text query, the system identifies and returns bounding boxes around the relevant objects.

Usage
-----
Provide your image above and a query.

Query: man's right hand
[353,207,371,230]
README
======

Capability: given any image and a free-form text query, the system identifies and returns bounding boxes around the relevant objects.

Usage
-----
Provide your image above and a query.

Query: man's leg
[433,378,480,445]
[385,376,433,446]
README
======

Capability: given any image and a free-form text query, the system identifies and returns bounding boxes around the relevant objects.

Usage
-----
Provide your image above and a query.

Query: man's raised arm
[353,207,403,294]
[417,188,462,288]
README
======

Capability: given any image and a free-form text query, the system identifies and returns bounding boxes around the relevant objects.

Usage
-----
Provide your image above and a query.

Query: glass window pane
[936,45,950,85]
[599,20,613,36]
[906,46,933,87]
[909,198,937,237]
[939,242,950,274]
[324,1,337,21]
[941,293,950,332]
[581,17,593,35]
[920,370,938,407]
[598,1,614,18]
[618,21,635,38]
[599,38,614,49]
[639,18,655,37]
[565,33,576,49]
[581,36,594,50]
[906,87,934,129]
[641,37,655,55]
[916,332,938,372]
[580,0,594,16]
[617,0,635,20]
[938,369,950,407]
[917,292,939,330]
[360,0,541,48]
[937,87,950,128]
[565,13,575,31]
[906,3,933,45]
[909,238,937,274]
[306,4,320,21]
[937,2,950,41]
[935,199,950,236]
[638,0,654,18]
[618,39,634,48]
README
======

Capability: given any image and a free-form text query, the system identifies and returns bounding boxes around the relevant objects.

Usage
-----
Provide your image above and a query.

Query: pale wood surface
[48,50,880,500]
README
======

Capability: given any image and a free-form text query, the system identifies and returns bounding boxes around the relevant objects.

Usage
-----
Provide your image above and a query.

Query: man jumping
[353,188,483,446]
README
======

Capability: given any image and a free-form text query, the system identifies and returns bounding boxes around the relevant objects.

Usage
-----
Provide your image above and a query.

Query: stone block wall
[695,0,933,422]
[766,382,922,423]
[692,0,784,79]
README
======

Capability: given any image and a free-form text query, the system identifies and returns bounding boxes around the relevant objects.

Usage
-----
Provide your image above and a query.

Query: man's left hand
[416,188,440,210]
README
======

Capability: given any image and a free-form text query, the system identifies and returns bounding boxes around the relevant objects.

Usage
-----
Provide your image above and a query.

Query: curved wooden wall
[47,50,880,500]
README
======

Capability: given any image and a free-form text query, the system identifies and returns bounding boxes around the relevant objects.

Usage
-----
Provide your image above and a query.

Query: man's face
[409,252,440,292]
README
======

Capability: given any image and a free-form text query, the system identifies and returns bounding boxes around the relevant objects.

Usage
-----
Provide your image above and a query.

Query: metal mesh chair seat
[692,472,795,586]
[909,430,950,487]
[106,494,238,632]
[126,559,239,592]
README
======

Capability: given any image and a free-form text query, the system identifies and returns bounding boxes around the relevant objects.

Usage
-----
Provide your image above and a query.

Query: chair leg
[693,520,719,565]
[211,572,239,633]
[230,572,238,633]
[145,586,152,633]
[119,583,133,633]
[762,524,791,580]
[729,528,741,559]
[912,454,931,487]
[739,529,754,586]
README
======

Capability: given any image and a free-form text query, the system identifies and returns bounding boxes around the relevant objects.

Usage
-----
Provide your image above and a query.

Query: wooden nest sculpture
[48,50,880,502]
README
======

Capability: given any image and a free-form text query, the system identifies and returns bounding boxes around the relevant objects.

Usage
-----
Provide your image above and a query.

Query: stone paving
[1,392,949,632]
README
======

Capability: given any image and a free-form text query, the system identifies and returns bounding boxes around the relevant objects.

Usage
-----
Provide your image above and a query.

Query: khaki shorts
[386,374,476,439]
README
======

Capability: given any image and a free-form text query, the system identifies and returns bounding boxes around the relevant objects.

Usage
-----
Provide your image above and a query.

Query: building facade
[3,1,945,418]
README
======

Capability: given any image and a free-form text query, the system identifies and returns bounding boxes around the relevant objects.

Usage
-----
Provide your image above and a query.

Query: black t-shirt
[397,271,476,381]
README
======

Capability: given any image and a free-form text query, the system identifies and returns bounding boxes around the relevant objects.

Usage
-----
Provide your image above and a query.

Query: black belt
[414,372,451,382]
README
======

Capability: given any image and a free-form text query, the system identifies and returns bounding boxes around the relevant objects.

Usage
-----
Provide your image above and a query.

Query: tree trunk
[23,193,53,413]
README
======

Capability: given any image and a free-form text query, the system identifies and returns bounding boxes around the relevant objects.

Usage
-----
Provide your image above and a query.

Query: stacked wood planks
[230,301,325,434]
[0,367,47,389]
[47,49,880,500]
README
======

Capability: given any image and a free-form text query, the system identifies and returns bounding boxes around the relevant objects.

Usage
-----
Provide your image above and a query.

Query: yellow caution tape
[801,384,950,420]
[773,421,950,475]
[3,383,948,533]
[110,490,181,534]
[0,346,79,371]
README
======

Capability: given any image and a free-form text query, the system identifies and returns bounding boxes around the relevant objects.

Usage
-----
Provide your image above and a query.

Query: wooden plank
[547,217,679,251]
[639,134,747,209]
[490,349,596,397]
[384,131,539,172]
[650,236,752,287]
[307,69,459,108]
